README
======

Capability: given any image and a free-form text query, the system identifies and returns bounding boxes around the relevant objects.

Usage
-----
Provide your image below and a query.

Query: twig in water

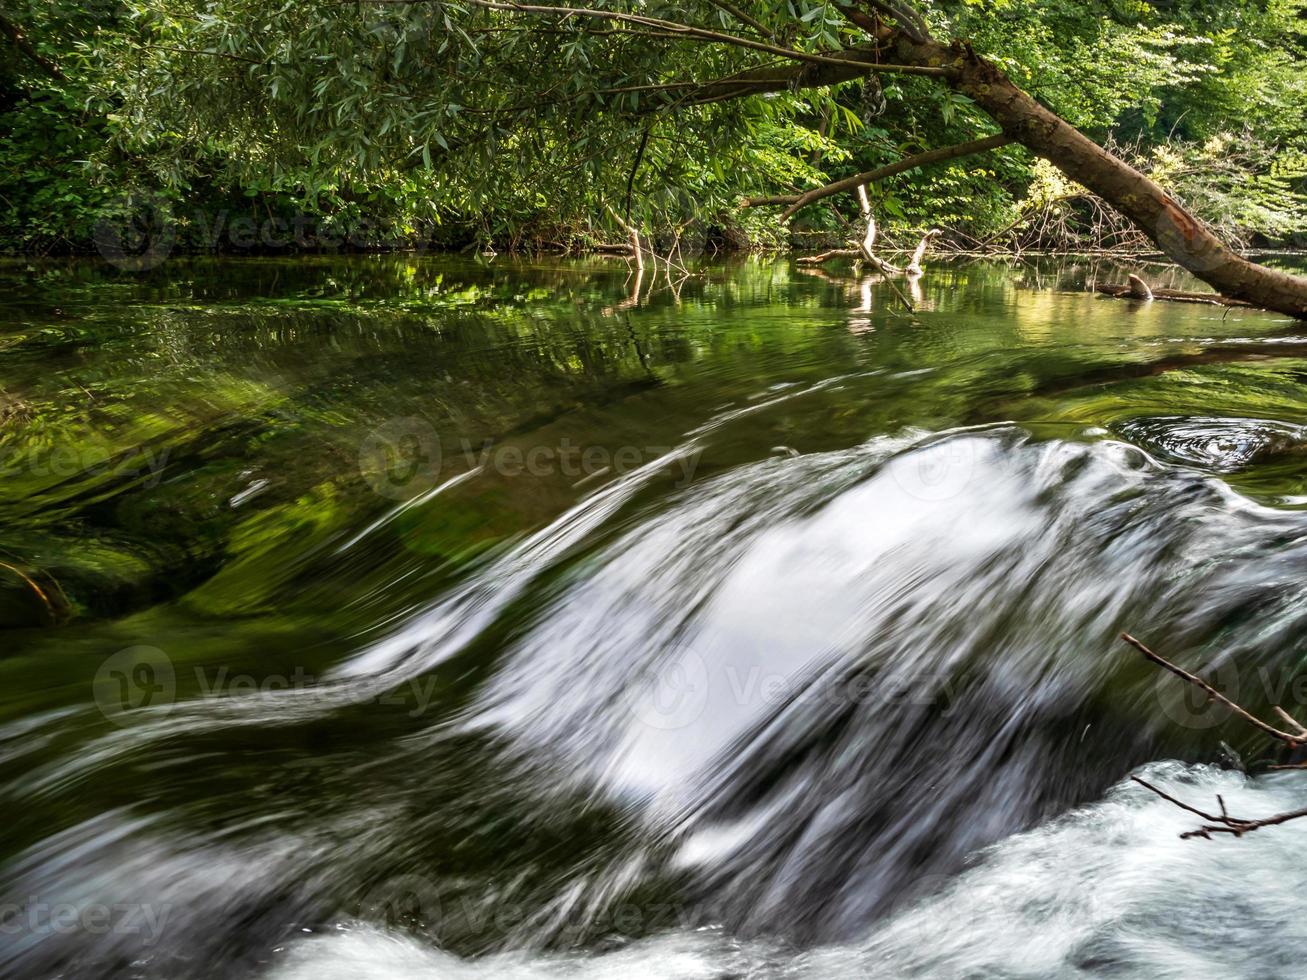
[1131,776,1307,839]
[1121,632,1307,839]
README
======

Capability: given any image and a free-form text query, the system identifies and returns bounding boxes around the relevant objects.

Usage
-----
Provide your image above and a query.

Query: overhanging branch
[682,46,934,106]
[460,47,940,117]
[743,134,1014,220]
[704,0,777,41]
[361,0,950,76]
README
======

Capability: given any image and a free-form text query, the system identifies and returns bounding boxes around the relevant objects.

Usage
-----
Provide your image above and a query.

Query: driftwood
[905,229,940,276]
[1096,278,1252,308]
[1121,633,1307,839]
[797,186,936,280]
[796,248,862,265]
[606,205,645,275]
[1126,273,1153,300]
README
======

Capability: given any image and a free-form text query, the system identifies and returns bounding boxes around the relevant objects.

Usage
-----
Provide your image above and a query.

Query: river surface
[2,254,1307,979]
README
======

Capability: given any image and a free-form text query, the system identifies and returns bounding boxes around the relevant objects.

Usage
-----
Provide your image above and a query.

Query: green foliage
[0,0,1302,250]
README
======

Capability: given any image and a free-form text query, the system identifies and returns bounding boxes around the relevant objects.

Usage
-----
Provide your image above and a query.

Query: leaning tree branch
[704,0,777,41]
[368,0,953,76]
[0,11,65,80]
[1122,633,1307,840]
[743,134,1013,221]
[623,125,652,222]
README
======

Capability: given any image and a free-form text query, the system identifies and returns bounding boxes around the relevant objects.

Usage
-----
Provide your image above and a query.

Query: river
[2,254,1306,978]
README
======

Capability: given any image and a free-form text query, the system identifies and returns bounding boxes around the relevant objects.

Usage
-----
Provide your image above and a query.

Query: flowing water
[2,254,1307,979]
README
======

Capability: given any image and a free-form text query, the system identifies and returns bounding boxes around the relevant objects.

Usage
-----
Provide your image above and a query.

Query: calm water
[2,255,1307,979]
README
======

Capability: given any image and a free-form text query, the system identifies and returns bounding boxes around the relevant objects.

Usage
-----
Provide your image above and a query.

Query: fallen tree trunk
[797,248,862,264]
[866,20,1307,319]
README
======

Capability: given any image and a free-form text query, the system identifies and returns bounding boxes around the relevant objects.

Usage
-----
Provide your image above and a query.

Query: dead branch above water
[1121,633,1307,840]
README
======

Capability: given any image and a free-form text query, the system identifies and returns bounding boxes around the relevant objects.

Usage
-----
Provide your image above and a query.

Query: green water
[2,254,1307,978]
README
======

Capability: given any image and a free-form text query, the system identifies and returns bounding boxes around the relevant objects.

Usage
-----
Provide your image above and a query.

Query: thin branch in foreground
[1131,777,1307,839]
[1122,633,1307,840]
[704,0,777,41]
[864,0,932,43]
[1120,633,1304,748]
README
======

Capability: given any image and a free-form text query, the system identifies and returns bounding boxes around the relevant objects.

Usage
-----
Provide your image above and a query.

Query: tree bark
[876,29,1307,319]
[0,12,65,81]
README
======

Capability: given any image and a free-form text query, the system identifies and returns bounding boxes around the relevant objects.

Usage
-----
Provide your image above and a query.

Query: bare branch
[904,228,939,275]
[1132,777,1307,840]
[741,134,1013,220]
[606,204,645,274]
[1120,633,1304,747]
[1124,633,1307,840]
[1275,707,1307,737]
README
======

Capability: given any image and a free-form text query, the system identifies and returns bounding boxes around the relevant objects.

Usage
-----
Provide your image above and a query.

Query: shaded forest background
[1,0,1305,255]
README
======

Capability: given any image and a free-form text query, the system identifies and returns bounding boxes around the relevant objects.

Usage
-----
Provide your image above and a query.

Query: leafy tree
[1,0,1305,314]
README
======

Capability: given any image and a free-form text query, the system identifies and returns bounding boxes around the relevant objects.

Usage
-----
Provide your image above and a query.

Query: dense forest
[2,0,1304,261]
